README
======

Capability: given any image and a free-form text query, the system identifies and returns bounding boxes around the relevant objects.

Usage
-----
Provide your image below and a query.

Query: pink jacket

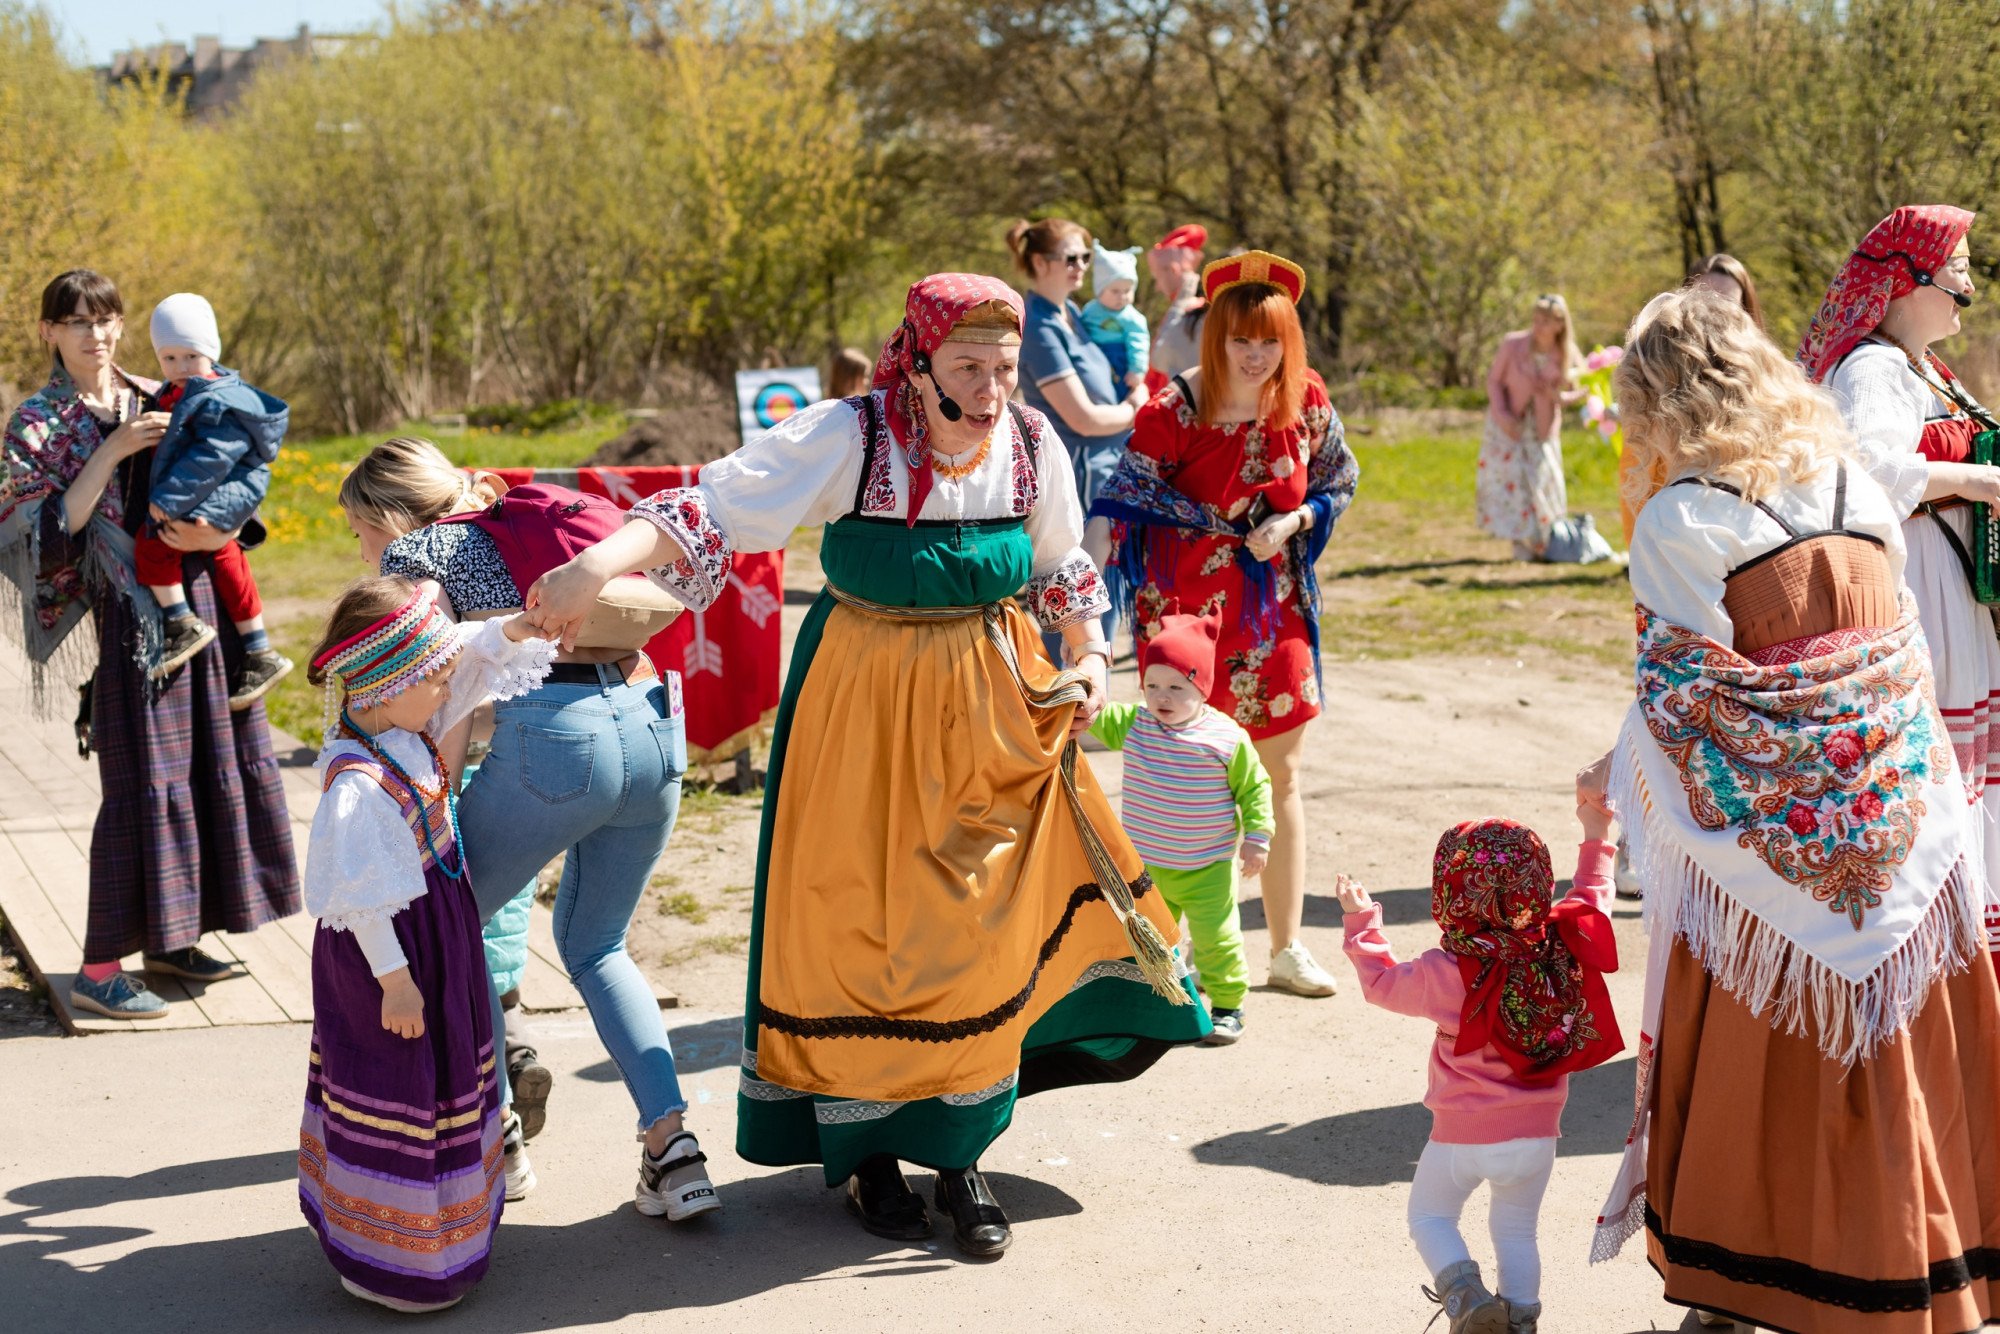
[1486,331,1569,439]
[1342,839,1616,1144]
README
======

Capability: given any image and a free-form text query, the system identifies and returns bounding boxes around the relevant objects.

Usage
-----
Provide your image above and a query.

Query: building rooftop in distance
[99,24,366,118]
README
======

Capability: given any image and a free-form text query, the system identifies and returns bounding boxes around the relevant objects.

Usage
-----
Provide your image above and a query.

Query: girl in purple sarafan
[298,576,554,1313]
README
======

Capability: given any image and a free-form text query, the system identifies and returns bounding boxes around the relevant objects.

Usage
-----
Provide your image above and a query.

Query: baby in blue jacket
[138,293,291,707]
[1080,242,1150,389]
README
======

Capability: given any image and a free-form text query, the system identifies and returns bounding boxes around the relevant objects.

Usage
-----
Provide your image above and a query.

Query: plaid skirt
[85,552,300,962]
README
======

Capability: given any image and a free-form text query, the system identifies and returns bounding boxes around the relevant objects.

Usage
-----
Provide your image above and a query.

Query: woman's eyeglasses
[54,316,119,334]
[1059,252,1091,269]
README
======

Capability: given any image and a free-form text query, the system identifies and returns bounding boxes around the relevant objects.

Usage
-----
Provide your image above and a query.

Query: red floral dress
[1126,374,1336,738]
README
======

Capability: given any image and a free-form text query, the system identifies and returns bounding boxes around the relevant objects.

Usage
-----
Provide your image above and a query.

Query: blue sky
[47,1,390,65]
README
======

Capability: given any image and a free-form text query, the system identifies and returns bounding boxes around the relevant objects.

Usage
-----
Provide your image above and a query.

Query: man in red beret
[1145,224,1209,393]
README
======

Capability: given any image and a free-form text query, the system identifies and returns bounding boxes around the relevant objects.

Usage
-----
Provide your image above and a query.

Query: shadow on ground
[0,1150,1080,1331]
[1188,1056,1638,1189]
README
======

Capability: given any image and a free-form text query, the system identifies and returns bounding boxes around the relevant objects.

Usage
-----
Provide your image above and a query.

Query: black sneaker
[143,945,247,983]
[230,648,294,711]
[1201,1007,1244,1046]
[151,613,218,679]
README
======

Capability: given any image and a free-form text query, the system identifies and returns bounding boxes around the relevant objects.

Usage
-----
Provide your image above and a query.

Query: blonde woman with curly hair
[1586,287,2000,1332]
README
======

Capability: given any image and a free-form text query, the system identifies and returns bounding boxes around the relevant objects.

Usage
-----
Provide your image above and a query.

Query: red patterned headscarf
[1798,205,1976,384]
[871,273,1025,526]
[1432,819,1623,1083]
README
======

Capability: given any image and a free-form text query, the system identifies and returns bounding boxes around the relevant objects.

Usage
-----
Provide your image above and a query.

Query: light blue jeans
[459,666,687,1132]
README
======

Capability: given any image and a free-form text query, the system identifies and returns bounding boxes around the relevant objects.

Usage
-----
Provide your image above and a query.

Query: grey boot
[1506,1298,1542,1333]
[1422,1260,1509,1334]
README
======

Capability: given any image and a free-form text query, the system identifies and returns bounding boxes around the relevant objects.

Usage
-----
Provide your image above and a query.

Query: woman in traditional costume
[1802,205,2000,962]
[1479,295,1585,560]
[0,270,299,1020]
[1592,287,2000,1332]
[524,274,1208,1257]
[1088,251,1360,1000]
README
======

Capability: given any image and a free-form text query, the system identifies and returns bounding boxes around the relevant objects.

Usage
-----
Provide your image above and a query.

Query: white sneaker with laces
[502,1111,537,1201]
[636,1131,721,1220]
[1267,942,1338,997]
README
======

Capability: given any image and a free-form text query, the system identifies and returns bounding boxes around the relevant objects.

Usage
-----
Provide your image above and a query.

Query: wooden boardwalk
[0,639,643,1034]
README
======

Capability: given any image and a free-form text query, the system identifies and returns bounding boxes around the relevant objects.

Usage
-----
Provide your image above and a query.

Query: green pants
[1148,859,1249,1010]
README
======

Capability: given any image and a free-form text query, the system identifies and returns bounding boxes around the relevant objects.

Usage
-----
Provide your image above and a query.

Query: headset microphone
[1856,248,1975,308]
[910,348,964,422]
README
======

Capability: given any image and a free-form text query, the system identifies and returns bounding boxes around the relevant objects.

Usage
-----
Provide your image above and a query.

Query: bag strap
[1171,373,1196,413]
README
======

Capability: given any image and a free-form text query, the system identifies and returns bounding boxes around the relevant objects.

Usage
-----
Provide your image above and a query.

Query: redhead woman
[1088,251,1360,1000]
[1479,295,1585,560]
[0,269,299,1020]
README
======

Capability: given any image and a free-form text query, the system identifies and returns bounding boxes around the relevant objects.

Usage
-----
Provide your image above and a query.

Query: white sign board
[735,367,823,445]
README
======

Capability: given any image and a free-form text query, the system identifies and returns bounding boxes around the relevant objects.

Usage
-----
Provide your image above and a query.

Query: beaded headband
[310,586,465,734]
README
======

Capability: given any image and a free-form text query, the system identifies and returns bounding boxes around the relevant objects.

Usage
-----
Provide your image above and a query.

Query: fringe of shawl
[1612,708,1984,1068]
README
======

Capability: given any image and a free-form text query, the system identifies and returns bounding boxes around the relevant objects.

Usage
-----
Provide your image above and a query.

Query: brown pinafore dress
[1644,464,2000,1333]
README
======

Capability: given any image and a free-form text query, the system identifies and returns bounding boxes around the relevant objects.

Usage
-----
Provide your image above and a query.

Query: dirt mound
[585,402,741,467]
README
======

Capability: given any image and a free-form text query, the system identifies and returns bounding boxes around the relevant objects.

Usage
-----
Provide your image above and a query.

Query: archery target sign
[735,367,823,444]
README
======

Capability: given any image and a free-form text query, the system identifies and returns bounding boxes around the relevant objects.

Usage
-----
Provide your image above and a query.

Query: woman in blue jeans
[337,436,718,1223]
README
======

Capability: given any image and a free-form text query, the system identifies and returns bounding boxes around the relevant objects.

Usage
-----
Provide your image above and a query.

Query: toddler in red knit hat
[1088,611,1271,1043]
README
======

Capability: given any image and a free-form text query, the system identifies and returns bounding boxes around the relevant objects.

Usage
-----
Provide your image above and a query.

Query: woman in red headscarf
[1089,250,1361,1002]
[1803,205,2000,962]
[522,274,1208,1257]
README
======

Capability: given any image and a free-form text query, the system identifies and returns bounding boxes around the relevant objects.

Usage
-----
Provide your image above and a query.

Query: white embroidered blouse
[1629,461,1906,647]
[306,616,555,976]
[1826,339,1945,520]
[628,391,1109,630]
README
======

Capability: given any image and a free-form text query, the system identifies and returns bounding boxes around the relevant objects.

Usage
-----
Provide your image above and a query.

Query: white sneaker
[635,1131,720,1220]
[1267,942,1338,997]
[502,1111,537,1201]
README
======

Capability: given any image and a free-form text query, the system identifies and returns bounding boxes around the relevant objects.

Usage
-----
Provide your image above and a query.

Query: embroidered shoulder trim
[632,486,731,611]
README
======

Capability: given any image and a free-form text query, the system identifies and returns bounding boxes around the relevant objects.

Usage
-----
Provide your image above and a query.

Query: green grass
[257,421,619,744]
[1321,428,1633,669]
[656,889,711,923]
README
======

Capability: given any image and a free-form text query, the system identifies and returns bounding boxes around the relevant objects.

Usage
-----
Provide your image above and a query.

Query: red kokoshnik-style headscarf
[1798,205,1976,384]
[871,272,1025,527]
[1432,819,1624,1084]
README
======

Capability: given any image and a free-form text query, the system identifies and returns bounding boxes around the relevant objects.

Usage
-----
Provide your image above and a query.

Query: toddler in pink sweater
[1338,792,1623,1334]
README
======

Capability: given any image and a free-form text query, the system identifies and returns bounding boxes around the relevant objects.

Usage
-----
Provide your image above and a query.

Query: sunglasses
[1059,252,1092,268]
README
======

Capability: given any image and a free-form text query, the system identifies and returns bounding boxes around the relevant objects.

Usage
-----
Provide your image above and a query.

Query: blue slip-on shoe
[70,971,168,1020]
[143,945,247,983]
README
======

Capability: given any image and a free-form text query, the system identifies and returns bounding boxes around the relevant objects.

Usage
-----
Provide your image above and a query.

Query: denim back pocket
[649,715,687,784]
[516,723,596,803]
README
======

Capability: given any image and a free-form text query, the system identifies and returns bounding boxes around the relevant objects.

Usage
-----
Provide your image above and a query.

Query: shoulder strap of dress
[322,753,400,802]
[851,391,883,514]
[1832,461,1848,530]
[1667,476,1802,538]
[1008,402,1038,481]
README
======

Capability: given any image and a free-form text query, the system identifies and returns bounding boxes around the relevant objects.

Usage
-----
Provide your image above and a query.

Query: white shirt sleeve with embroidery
[423,614,557,737]
[1827,343,1932,518]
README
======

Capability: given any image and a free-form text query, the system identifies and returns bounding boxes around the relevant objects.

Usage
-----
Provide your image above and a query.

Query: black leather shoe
[933,1165,1011,1257]
[844,1155,931,1241]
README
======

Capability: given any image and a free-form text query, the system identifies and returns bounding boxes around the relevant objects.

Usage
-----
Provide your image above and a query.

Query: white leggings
[1407,1136,1558,1304]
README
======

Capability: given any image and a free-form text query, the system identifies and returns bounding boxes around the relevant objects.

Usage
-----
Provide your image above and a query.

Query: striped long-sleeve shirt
[1088,702,1273,868]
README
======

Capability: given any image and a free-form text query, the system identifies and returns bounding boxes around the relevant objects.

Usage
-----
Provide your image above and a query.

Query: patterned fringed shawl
[1592,596,1983,1261]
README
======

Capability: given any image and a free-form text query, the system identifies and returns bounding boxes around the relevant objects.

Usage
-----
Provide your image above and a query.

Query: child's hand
[501,612,543,643]
[379,967,425,1040]
[1239,839,1269,877]
[1577,798,1615,843]
[1576,751,1614,815]
[1334,873,1373,915]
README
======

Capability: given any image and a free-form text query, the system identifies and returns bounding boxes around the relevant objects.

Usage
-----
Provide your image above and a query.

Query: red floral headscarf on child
[1432,819,1623,1083]
[871,273,1025,527]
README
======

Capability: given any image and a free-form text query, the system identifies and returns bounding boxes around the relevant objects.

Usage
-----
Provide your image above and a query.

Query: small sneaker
[69,970,168,1020]
[1506,1298,1542,1333]
[1267,942,1338,997]
[151,613,218,679]
[230,648,294,711]
[507,1050,553,1142]
[502,1111,537,1201]
[1695,1315,1735,1329]
[1201,1007,1244,1045]
[1422,1259,1508,1334]
[1614,840,1643,900]
[340,1276,462,1313]
[143,945,246,983]
[635,1131,720,1220]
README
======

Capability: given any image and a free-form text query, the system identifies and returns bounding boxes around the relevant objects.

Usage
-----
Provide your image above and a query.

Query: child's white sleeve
[349,916,408,977]
[306,770,426,975]
[427,616,557,735]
